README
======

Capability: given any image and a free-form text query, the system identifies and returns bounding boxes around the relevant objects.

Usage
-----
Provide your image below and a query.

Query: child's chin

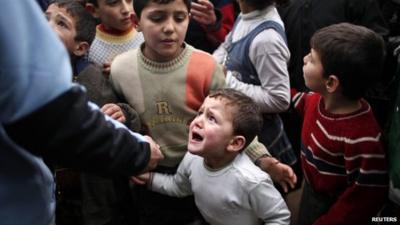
[188,148,201,155]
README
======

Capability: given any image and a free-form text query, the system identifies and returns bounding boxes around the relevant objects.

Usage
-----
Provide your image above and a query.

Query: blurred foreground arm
[4,86,163,176]
[0,0,162,176]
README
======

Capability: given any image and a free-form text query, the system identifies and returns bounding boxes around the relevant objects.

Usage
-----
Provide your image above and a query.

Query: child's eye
[106,0,118,5]
[57,20,68,28]
[174,13,187,23]
[151,17,163,23]
[149,14,165,23]
[207,115,216,123]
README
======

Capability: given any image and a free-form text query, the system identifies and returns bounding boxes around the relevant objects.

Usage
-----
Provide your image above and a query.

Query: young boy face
[45,4,78,54]
[303,49,326,92]
[137,0,189,62]
[92,0,134,32]
[188,97,236,158]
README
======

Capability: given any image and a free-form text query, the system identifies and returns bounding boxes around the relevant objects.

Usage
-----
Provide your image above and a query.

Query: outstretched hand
[131,172,151,185]
[190,0,217,27]
[258,157,297,193]
[142,135,164,172]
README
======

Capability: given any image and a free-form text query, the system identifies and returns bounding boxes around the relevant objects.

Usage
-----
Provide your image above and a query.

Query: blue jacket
[0,1,150,224]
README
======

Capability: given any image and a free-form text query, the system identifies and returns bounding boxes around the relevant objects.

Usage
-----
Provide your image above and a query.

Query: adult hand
[190,0,217,27]
[258,157,297,193]
[142,135,164,172]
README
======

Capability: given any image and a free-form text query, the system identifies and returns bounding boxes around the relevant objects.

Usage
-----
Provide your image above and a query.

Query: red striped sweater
[293,91,388,225]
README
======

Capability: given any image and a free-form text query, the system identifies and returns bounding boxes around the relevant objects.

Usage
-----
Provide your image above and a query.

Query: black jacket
[278,0,389,91]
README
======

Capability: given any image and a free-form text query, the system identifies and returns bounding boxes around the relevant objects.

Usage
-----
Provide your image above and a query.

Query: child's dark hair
[50,0,97,45]
[310,23,385,100]
[208,88,262,150]
[134,0,191,19]
[244,0,289,9]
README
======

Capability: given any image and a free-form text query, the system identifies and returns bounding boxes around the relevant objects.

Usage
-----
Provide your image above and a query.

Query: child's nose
[48,21,59,33]
[49,21,56,29]
[121,1,132,13]
[303,54,309,64]
[163,18,174,33]
[192,116,204,128]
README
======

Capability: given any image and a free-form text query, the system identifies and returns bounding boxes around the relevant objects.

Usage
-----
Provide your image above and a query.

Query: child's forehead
[96,0,124,7]
[144,0,188,11]
[47,3,76,21]
[204,97,235,112]
[47,3,66,12]
[310,48,321,59]
[96,0,110,5]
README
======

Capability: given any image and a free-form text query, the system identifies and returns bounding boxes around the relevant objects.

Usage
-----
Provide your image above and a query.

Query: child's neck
[98,24,133,36]
[323,94,362,114]
[204,153,237,170]
[238,0,262,14]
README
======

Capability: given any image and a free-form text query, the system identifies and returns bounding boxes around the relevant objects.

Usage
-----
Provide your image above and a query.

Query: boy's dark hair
[310,23,385,100]
[134,0,191,19]
[208,88,262,150]
[50,0,96,45]
[244,0,289,9]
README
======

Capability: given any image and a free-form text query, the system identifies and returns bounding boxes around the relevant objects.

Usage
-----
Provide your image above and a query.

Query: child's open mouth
[191,131,203,142]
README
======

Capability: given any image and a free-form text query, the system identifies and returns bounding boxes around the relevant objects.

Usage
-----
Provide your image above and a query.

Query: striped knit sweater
[110,44,226,167]
[88,25,144,66]
[293,91,388,225]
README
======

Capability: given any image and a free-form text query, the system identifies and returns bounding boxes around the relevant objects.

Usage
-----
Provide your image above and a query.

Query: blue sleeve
[0,0,72,123]
[0,0,150,176]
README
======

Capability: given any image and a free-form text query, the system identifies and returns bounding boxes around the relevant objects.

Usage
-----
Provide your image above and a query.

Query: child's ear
[227,135,246,153]
[133,14,142,31]
[325,75,340,93]
[131,13,139,28]
[85,3,99,18]
[73,41,90,57]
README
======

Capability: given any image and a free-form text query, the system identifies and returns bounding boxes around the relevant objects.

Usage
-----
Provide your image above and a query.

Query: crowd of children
[13,0,400,224]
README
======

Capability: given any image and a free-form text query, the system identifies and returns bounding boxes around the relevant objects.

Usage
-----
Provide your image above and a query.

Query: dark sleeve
[117,102,142,132]
[4,86,150,177]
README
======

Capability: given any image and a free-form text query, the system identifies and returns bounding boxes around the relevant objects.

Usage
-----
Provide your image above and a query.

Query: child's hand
[101,103,126,123]
[190,0,217,27]
[258,157,297,193]
[131,172,151,185]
